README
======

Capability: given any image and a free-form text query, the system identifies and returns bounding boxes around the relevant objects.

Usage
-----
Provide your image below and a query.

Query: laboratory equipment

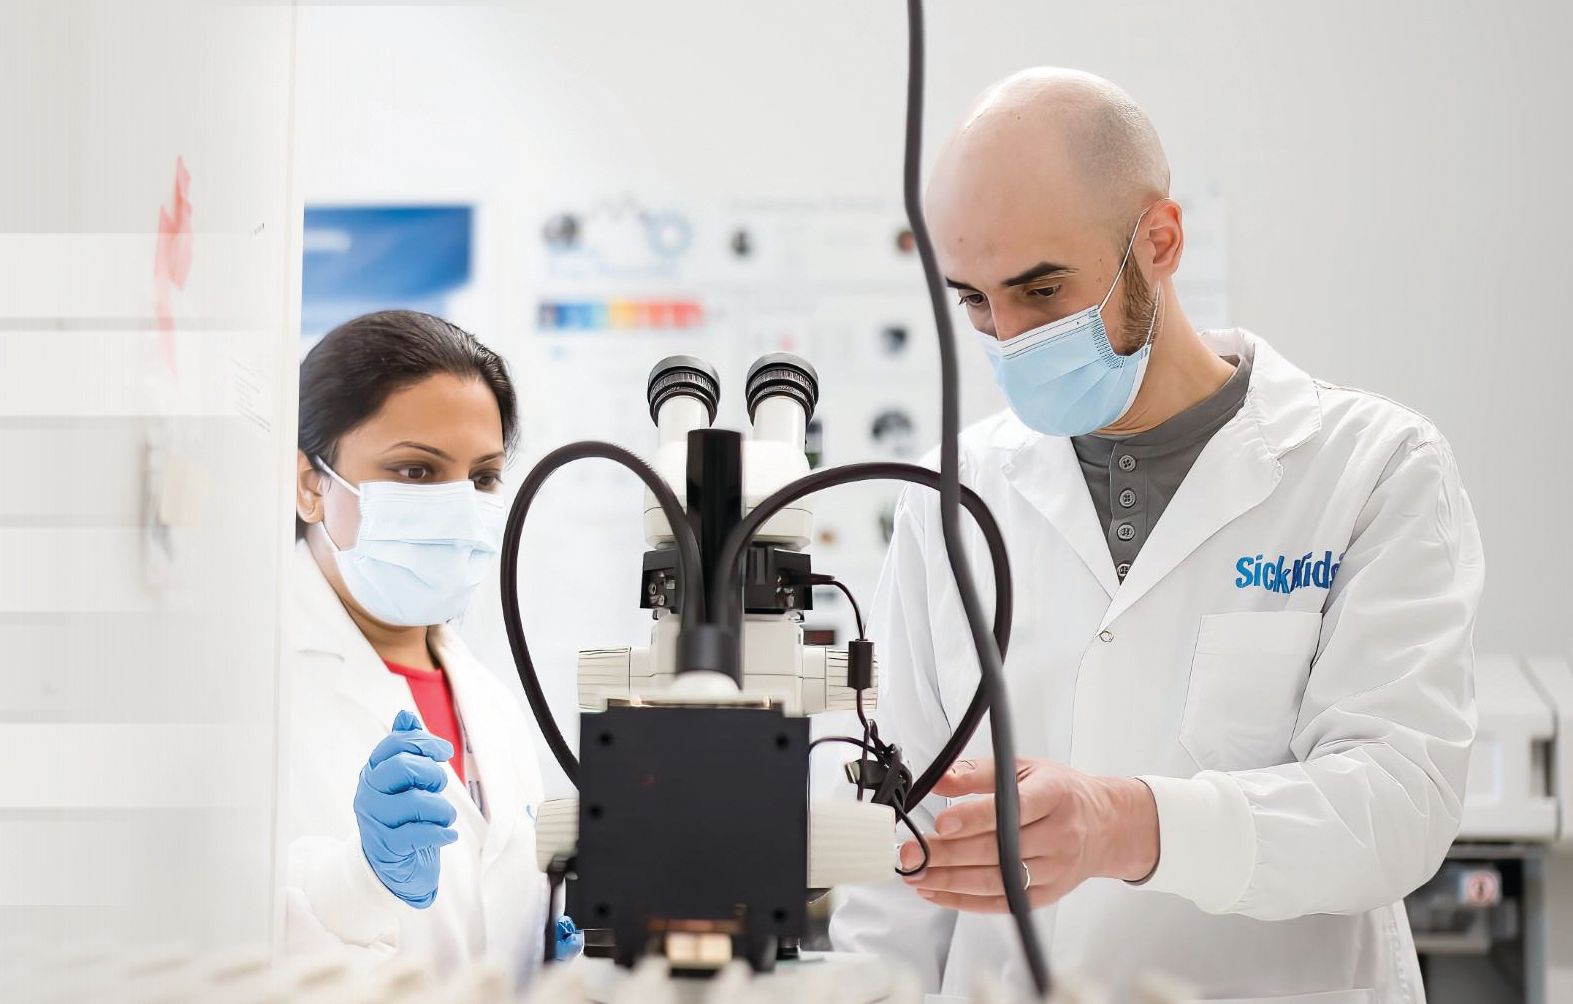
[1407,655,1573,1004]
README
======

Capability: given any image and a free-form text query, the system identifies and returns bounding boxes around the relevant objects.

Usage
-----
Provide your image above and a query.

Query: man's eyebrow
[1001,261,1077,287]
[385,441,455,462]
[944,277,978,291]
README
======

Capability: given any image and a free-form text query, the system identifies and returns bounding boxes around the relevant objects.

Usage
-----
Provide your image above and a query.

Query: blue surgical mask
[976,211,1161,438]
[316,459,506,627]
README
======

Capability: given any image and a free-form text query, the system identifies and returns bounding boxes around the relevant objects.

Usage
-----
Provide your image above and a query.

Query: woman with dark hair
[280,310,561,983]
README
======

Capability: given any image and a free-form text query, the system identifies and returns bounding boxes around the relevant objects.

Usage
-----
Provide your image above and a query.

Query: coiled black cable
[500,441,703,786]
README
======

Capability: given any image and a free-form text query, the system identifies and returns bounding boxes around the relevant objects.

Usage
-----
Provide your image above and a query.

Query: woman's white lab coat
[279,543,548,986]
[831,329,1485,1003]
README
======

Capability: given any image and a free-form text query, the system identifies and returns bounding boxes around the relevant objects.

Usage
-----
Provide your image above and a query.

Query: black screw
[772,907,788,923]
[775,734,790,750]
[595,903,610,919]
[599,732,614,746]
[588,804,604,820]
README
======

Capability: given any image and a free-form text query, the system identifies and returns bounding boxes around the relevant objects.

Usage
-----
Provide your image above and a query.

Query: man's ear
[1144,198,1185,281]
[296,451,325,526]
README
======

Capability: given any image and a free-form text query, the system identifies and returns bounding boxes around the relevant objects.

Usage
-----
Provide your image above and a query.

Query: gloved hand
[553,916,584,961]
[354,710,459,908]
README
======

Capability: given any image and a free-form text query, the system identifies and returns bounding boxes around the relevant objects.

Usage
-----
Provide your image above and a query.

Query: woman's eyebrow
[384,441,455,462]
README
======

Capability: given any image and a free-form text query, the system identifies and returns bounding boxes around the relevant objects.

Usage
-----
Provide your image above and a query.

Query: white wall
[296,0,1573,735]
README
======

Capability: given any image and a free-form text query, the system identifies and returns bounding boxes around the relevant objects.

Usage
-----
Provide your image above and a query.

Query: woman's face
[296,372,506,619]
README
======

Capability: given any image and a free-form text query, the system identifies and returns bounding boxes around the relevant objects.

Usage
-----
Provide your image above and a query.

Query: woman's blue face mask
[975,208,1161,438]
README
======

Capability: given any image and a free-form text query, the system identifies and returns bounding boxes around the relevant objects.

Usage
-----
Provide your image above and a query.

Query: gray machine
[1410,655,1573,1003]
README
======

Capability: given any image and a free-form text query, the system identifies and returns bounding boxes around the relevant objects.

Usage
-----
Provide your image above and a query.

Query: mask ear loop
[314,456,362,498]
[1097,203,1157,313]
[312,456,361,552]
[1142,286,1163,349]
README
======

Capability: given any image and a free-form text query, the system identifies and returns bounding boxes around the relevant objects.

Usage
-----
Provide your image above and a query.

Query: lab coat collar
[1002,436,1121,597]
[1000,329,1321,619]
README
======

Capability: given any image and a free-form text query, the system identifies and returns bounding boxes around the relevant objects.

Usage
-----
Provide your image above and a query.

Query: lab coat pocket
[1179,611,1322,772]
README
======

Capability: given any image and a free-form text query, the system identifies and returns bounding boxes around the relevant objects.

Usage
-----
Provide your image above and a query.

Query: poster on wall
[300,205,474,353]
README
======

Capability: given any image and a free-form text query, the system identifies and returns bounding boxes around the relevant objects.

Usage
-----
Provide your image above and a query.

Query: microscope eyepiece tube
[745,353,818,445]
[648,355,721,444]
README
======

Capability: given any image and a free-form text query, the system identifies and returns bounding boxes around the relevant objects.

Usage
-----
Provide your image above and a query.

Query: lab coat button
[1119,488,1137,508]
[1116,522,1136,541]
[1098,629,1115,643]
[1117,454,1136,472]
[1116,562,1131,579]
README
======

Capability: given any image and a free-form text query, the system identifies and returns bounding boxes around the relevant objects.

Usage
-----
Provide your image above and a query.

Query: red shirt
[384,661,465,786]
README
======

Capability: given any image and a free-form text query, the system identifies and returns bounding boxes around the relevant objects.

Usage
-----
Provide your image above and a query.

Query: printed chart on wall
[520,186,1231,650]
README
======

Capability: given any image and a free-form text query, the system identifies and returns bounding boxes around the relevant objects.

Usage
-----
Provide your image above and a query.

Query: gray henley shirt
[1071,353,1253,582]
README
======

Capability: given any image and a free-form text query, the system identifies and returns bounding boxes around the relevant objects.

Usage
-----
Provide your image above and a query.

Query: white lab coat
[831,329,1484,1004]
[279,543,549,987]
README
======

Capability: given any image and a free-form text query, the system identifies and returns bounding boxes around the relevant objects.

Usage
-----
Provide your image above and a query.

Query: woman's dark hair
[296,309,518,539]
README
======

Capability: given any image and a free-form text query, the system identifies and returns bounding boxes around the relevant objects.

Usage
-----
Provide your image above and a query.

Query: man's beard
[1112,264,1160,355]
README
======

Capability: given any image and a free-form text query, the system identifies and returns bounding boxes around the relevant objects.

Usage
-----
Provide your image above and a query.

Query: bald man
[831,69,1484,1001]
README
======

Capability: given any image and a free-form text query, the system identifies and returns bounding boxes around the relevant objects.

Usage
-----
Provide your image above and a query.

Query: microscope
[525,352,906,977]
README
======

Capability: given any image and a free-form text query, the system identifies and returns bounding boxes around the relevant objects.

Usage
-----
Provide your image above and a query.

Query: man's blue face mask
[975,208,1161,438]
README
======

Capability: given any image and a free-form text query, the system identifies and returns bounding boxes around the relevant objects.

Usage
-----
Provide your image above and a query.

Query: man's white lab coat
[831,329,1484,1003]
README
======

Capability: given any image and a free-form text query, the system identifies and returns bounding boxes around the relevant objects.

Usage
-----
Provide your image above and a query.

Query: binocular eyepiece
[647,352,819,431]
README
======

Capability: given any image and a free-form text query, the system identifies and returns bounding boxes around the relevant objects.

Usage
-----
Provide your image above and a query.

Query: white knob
[808,799,897,887]
[536,796,580,871]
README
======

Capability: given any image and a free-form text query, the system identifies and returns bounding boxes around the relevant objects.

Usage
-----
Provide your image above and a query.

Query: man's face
[928,146,1155,352]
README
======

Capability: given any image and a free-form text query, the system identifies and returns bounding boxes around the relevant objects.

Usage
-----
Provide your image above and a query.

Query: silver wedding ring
[1021,860,1032,890]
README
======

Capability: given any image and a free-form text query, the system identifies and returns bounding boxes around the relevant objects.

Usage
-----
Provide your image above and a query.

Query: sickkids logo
[1235,550,1344,594]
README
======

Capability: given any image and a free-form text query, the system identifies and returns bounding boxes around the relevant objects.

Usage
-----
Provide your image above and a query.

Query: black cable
[856,689,871,803]
[709,461,1009,807]
[825,578,866,640]
[501,441,704,785]
[902,0,1050,993]
[808,735,882,755]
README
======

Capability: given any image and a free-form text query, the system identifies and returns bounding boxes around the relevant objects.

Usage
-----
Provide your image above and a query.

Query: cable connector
[844,742,911,808]
[847,639,875,692]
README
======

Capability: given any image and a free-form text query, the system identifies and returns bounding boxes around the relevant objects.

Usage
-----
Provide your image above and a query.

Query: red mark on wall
[154,156,193,373]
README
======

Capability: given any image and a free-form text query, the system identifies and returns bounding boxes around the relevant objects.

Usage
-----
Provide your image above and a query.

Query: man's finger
[932,766,1063,839]
[906,863,1008,897]
[930,758,998,798]
[910,831,1001,870]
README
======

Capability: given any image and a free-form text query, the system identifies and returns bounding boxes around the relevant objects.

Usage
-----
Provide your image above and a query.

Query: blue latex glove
[354,710,459,908]
[553,916,584,961]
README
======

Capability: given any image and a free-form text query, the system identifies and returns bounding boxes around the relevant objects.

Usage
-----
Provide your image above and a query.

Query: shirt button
[1098,629,1115,643]
[1116,562,1131,579]
[1117,455,1136,472]
[1116,523,1136,541]
[1119,488,1137,509]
